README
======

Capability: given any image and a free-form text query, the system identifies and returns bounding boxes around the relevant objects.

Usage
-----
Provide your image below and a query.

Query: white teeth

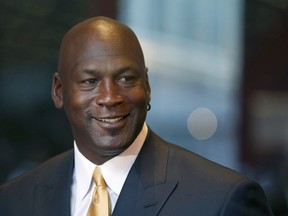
[98,117,124,123]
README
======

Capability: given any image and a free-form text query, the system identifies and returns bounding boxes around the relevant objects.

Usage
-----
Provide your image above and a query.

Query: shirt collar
[73,123,148,200]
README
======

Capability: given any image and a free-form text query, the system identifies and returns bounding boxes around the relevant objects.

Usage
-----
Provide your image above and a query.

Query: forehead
[60,29,145,74]
[74,55,143,76]
[74,35,134,59]
[76,38,143,69]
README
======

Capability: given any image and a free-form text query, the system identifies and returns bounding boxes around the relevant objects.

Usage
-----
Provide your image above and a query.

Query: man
[0,16,273,216]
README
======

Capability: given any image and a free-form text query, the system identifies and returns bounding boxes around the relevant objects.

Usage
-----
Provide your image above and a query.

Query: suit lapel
[140,180,178,216]
[113,129,178,216]
[33,151,74,216]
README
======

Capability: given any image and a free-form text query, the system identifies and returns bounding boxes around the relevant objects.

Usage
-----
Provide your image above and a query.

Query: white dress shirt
[71,123,148,216]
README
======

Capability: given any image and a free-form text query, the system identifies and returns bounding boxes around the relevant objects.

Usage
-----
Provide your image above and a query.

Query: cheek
[128,88,149,107]
[63,90,92,119]
[126,90,149,122]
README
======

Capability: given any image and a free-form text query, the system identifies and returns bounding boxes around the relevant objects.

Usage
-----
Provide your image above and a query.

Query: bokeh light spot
[187,107,218,140]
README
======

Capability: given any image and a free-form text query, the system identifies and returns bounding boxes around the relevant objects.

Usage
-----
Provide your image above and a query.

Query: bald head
[58,16,146,75]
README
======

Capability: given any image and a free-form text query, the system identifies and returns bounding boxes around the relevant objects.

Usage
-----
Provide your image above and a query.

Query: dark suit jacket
[0,129,273,216]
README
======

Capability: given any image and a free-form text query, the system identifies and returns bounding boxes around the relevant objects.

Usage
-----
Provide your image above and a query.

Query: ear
[144,67,151,103]
[51,72,64,109]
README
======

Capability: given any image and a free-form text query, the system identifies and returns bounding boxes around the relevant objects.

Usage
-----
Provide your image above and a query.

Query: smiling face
[52,17,151,164]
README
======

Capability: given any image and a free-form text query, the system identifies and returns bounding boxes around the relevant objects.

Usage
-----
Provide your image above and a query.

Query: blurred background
[1,0,287,215]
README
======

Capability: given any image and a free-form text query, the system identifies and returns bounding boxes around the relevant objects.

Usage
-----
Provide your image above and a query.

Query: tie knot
[93,167,106,187]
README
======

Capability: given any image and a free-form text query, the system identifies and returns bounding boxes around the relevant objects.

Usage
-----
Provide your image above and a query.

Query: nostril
[95,91,124,107]
[96,96,124,107]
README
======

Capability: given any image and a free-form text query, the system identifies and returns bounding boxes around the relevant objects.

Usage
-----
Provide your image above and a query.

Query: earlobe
[51,72,64,109]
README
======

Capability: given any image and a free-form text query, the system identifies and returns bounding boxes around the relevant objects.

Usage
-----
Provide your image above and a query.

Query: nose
[95,79,124,108]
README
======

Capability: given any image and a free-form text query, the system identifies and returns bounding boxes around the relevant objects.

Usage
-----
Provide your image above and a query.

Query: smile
[94,113,129,123]
[97,116,125,123]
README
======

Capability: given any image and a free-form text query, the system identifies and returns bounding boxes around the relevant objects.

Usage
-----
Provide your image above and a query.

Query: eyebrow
[81,66,139,75]
[117,66,137,74]
[81,68,100,74]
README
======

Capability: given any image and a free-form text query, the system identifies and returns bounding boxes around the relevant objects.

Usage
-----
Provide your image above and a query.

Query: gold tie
[87,167,110,216]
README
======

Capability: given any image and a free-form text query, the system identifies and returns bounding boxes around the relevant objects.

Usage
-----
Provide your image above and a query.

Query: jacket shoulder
[0,149,73,192]
[148,130,244,182]
[146,131,273,215]
[0,150,73,215]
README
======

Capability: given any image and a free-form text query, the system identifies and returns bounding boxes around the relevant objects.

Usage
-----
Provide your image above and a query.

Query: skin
[51,17,151,165]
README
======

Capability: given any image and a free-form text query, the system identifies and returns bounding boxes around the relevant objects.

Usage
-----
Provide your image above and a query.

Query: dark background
[0,0,117,180]
[1,0,288,215]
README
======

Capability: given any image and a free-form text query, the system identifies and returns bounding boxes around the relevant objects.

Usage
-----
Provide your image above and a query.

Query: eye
[117,72,140,86]
[119,76,135,82]
[81,78,98,85]
[78,78,100,90]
